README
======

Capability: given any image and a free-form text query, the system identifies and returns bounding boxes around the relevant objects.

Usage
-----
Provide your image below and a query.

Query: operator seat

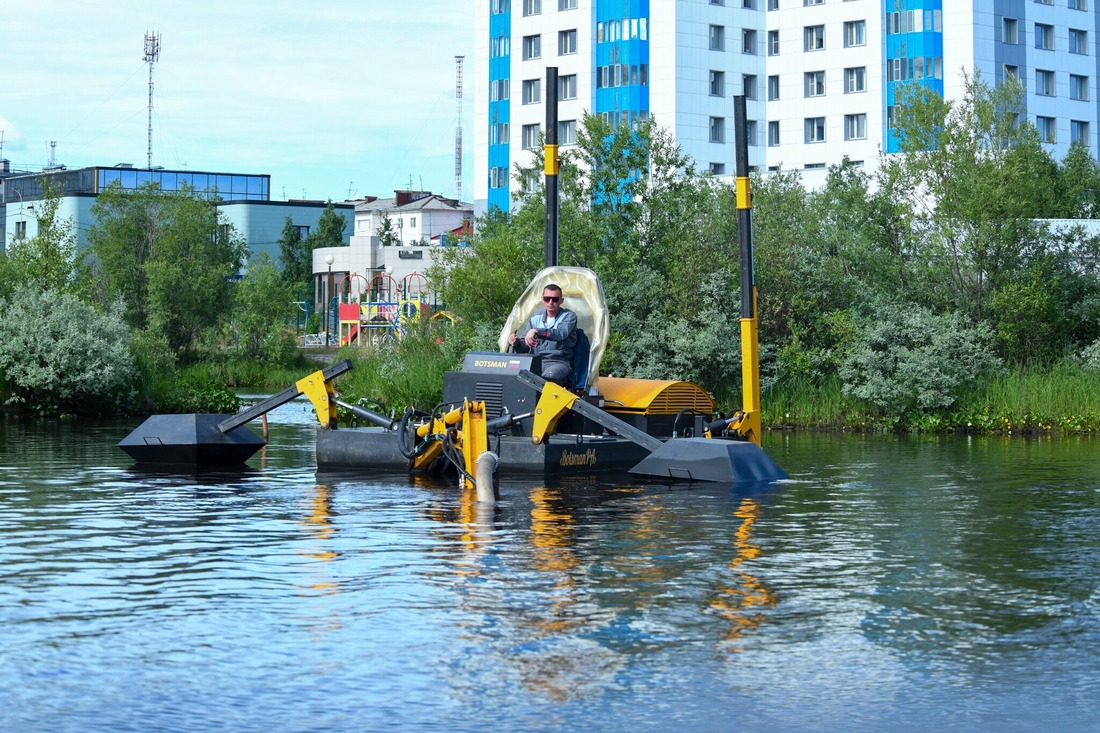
[498,266,609,391]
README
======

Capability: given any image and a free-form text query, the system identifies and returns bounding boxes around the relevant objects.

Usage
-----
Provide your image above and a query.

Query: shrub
[839,300,1001,425]
[0,286,136,416]
[1083,337,1100,372]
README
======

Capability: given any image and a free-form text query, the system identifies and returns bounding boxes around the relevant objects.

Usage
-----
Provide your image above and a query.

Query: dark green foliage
[226,253,299,367]
[81,181,246,358]
[305,202,348,250]
[426,206,542,326]
[277,216,310,294]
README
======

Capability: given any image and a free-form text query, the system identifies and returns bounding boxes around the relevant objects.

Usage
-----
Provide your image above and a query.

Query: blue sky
[0,1,475,202]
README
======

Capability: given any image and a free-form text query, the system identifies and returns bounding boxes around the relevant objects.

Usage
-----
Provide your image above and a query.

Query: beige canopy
[497,266,609,390]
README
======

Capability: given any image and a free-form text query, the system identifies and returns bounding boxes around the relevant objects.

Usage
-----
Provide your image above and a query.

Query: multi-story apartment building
[474,0,1100,214]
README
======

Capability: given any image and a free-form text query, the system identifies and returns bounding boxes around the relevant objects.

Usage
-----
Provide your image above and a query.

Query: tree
[0,178,76,297]
[227,252,298,366]
[427,206,541,326]
[81,181,247,357]
[376,213,401,247]
[305,202,347,251]
[277,216,310,293]
[881,72,1060,321]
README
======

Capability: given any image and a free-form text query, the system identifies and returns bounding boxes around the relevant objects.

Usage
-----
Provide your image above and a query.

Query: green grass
[760,374,854,429]
[759,362,1100,433]
[952,362,1100,433]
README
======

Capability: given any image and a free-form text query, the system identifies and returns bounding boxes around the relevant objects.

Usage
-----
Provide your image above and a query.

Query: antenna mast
[143,32,161,169]
[455,55,464,202]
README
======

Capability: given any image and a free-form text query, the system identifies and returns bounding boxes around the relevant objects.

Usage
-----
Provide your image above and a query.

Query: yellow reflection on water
[298,483,340,592]
[710,497,777,645]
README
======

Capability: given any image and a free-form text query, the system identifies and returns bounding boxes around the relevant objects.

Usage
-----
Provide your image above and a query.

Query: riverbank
[761,363,1100,434]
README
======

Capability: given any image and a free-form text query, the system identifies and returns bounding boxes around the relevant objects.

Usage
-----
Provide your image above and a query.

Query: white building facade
[474,0,1100,214]
[312,191,473,309]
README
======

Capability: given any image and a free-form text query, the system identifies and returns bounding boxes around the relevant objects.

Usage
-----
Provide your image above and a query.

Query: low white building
[312,190,472,311]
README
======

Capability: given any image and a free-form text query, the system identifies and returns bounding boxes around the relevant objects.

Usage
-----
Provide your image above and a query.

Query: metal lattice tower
[455,55,464,202]
[143,32,161,169]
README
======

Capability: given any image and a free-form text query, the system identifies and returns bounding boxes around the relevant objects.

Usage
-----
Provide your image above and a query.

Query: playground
[299,271,452,348]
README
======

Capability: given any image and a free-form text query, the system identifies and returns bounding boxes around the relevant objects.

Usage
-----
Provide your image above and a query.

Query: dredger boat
[315,265,785,484]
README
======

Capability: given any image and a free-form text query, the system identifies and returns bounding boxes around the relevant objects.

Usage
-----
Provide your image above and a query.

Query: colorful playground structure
[331,271,445,347]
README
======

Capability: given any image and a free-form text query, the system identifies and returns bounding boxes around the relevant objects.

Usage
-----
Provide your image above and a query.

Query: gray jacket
[514,308,578,363]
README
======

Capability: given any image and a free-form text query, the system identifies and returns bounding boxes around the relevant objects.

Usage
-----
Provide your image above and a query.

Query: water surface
[1,406,1096,732]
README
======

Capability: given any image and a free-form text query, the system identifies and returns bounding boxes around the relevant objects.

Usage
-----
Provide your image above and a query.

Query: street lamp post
[324,254,335,347]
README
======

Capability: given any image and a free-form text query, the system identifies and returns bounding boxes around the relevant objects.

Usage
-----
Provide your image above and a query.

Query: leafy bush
[1083,337,1100,372]
[839,300,1001,424]
[0,286,136,416]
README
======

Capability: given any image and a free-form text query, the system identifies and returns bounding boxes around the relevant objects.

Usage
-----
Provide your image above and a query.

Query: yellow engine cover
[597,377,715,415]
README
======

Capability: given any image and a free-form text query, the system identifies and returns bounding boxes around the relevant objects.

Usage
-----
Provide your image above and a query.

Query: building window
[710,162,726,175]
[805,25,825,51]
[1036,69,1055,96]
[489,78,510,101]
[1035,24,1054,50]
[805,117,826,143]
[523,0,540,16]
[1037,116,1056,143]
[559,0,577,9]
[743,0,754,7]
[488,122,509,145]
[489,35,510,57]
[1070,29,1088,55]
[1071,74,1089,100]
[489,166,507,188]
[1003,18,1018,44]
[522,78,541,104]
[709,116,725,143]
[522,123,541,149]
[710,70,725,96]
[522,34,541,60]
[709,25,725,51]
[805,163,826,170]
[844,20,866,47]
[1070,0,1087,10]
[768,75,780,100]
[747,120,758,146]
[805,70,825,97]
[804,0,823,5]
[743,74,757,99]
[768,30,779,55]
[490,0,510,14]
[743,29,757,54]
[845,67,866,93]
[558,29,577,55]
[1072,120,1089,144]
[1004,65,1019,82]
[558,120,577,145]
[768,120,780,146]
[768,0,779,8]
[559,73,577,100]
[844,113,867,140]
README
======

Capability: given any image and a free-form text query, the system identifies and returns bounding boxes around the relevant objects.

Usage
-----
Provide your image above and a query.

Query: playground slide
[342,323,359,346]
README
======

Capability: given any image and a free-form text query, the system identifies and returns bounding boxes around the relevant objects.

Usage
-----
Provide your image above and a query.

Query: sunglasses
[543,296,562,303]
